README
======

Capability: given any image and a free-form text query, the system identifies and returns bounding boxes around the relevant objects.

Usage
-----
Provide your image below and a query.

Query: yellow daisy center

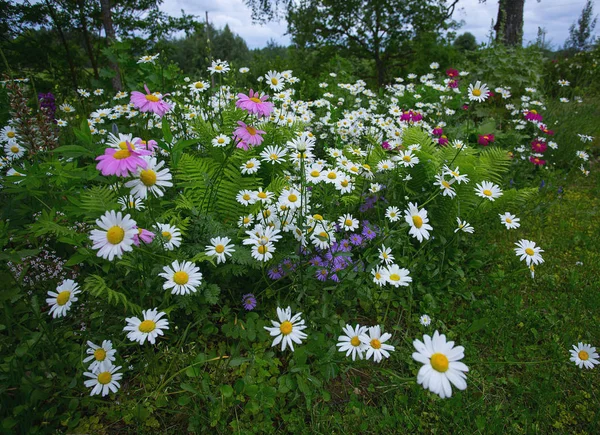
[525,248,535,256]
[162,231,172,241]
[10,146,19,153]
[279,320,292,335]
[431,353,449,372]
[243,193,251,200]
[56,291,71,306]
[97,371,112,385]
[118,141,128,149]
[140,169,157,186]
[370,338,381,349]
[389,273,400,281]
[145,94,160,102]
[270,153,278,160]
[106,226,125,245]
[215,244,225,254]
[139,320,156,333]
[530,109,537,114]
[7,131,16,138]
[195,82,205,89]
[218,138,225,144]
[472,89,482,96]
[313,214,323,221]
[113,149,131,160]
[173,271,189,285]
[505,218,512,223]
[257,192,267,199]
[375,272,382,280]
[351,336,361,347]
[327,172,337,179]
[250,97,262,103]
[94,348,107,361]
[310,170,320,177]
[578,350,589,360]
[246,126,257,136]
[345,219,353,226]
[442,180,451,189]
[403,155,411,162]
[288,194,298,202]
[483,189,492,196]
[271,78,279,85]
[258,245,268,255]
[243,217,251,224]
[341,180,349,187]
[246,162,254,168]
[412,215,423,229]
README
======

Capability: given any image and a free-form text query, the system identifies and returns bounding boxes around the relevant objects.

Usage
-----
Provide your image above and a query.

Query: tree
[280,0,458,86]
[564,0,597,52]
[493,0,525,46]
[454,32,478,52]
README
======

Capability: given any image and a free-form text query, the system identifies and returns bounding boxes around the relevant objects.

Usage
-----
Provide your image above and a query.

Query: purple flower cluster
[38,92,57,120]
[268,258,297,280]
[242,293,257,310]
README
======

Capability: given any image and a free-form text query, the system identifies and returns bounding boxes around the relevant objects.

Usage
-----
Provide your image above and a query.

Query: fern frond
[84,274,141,314]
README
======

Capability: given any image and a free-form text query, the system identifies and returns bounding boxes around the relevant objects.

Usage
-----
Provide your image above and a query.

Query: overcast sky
[160,0,596,50]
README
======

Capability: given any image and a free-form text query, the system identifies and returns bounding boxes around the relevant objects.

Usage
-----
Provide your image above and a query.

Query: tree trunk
[99,0,122,91]
[78,0,99,80]
[43,0,79,91]
[494,0,525,46]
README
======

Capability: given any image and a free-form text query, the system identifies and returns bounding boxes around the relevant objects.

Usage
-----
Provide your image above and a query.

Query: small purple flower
[316,269,328,281]
[242,293,257,310]
[268,267,283,280]
[330,273,340,282]
[338,239,352,252]
[361,225,377,241]
[309,255,325,267]
[381,141,391,150]
[349,233,363,246]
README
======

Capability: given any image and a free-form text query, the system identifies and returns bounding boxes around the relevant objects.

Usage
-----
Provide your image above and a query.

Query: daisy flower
[514,239,544,266]
[118,195,145,211]
[236,190,256,206]
[83,361,123,397]
[378,245,395,265]
[404,202,433,242]
[208,59,230,74]
[212,134,231,147]
[467,81,489,102]
[336,324,368,361]
[434,174,456,198]
[419,315,432,326]
[372,266,387,286]
[454,218,474,233]
[474,181,503,201]
[124,308,169,345]
[4,143,25,160]
[385,206,401,222]
[412,330,469,399]
[205,236,235,264]
[83,340,117,371]
[238,215,254,228]
[265,71,285,91]
[238,158,260,175]
[264,306,308,351]
[46,279,80,318]
[278,188,302,210]
[251,242,275,262]
[381,264,412,287]
[499,212,520,229]
[339,213,359,231]
[233,121,265,147]
[124,156,173,199]
[90,211,137,261]
[569,343,599,369]
[159,260,203,295]
[130,84,171,117]
[396,150,419,167]
[236,89,274,118]
[359,325,395,363]
[189,80,209,93]
[260,145,287,164]
[442,165,469,184]
[95,142,149,177]
[155,223,182,250]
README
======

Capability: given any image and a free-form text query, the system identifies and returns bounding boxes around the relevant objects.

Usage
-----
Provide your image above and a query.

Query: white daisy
[118,195,145,211]
[83,340,117,371]
[381,263,412,287]
[265,71,285,91]
[569,343,599,369]
[46,279,81,318]
[4,143,25,159]
[385,206,401,222]
[378,245,395,265]
[189,80,209,93]
[434,174,456,198]
[499,212,520,229]
[467,81,489,102]
[125,156,173,199]
[474,181,503,201]
[278,188,302,210]
[236,189,256,206]
[90,211,137,261]
[404,202,433,242]
[454,218,474,233]
[251,241,275,262]
[208,59,230,74]
[159,260,203,295]
[155,223,182,250]
[205,236,235,264]
[419,315,432,326]
[336,324,368,361]
[83,361,123,397]
[124,308,169,345]
[240,158,261,175]
[238,214,254,228]
[359,325,395,363]
[514,239,544,266]
[212,134,231,147]
[442,165,469,184]
[264,306,308,351]
[338,213,359,231]
[0,126,18,144]
[396,150,419,167]
[260,145,287,165]
[371,266,387,286]
[412,330,469,399]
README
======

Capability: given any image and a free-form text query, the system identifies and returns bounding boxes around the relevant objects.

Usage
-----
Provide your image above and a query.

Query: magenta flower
[478,134,495,146]
[95,142,149,177]
[130,84,171,117]
[236,89,274,118]
[524,110,543,122]
[446,68,459,77]
[432,127,444,137]
[438,135,449,146]
[133,137,158,152]
[133,227,155,246]
[531,139,547,153]
[530,156,546,166]
[233,121,265,147]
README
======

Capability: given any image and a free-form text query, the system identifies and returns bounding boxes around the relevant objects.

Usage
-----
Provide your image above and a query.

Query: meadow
[0,42,599,434]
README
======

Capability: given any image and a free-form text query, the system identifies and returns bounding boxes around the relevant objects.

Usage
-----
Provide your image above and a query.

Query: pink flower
[96,142,149,177]
[400,110,422,123]
[133,227,155,246]
[133,137,158,152]
[233,121,265,147]
[524,110,543,122]
[446,68,459,77]
[432,127,444,137]
[448,79,459,89]
[130,85,171,117]
[438,135,449,146]
[478,134,495,146]
[530,156,546,166]
[236,89,274,118]
[381,141,391,150]
[531,139,547,153]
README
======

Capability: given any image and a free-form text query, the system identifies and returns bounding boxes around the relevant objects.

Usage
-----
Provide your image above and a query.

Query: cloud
[160,0,593,50]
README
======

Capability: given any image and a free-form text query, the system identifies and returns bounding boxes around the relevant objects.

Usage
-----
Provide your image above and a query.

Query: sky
[160,0,597,50]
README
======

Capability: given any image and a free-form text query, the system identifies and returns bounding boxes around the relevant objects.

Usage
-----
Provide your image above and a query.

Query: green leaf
[220,384,234,398]
[53,145,95,158]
